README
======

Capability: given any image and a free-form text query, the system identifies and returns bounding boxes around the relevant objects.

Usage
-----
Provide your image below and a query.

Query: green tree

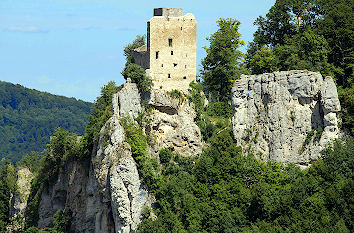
[0,81,92,163]
[121,63,153,93]
[247,46,277,74]
[123,35,146,65]
[0,160,11,231]
[121,34,153,93]
[82,81,117,157]
[16,151,43,173]
[247,0,353,135]
[52,210,71,233]
[201,18,247,101]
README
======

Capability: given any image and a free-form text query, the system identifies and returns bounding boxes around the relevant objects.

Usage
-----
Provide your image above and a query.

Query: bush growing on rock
[121,63,153,93]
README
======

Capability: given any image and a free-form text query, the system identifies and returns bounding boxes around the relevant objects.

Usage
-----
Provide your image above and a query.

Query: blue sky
[0,0,275,102]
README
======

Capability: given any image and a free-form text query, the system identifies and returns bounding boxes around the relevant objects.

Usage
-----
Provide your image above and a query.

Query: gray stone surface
[118,79,142,120]
[231,70,340,166]
[34,79,204,232]
[110,155,148,233]
[9,168,33,219]
[143,90,203,157]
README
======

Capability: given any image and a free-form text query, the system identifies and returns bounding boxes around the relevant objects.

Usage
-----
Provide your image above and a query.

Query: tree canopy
[201,18,247,101]
[123,34,146,65]
[122,35,153,92]
[246,0,354,135]
[0,81,92,163]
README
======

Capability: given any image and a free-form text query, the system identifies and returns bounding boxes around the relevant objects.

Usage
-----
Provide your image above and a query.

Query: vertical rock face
[231,70,340,166]
[144,90,203,157]
[34,81,150,233]
[118,78,142,120]
[34,80,203,232]
[10,168,33,218]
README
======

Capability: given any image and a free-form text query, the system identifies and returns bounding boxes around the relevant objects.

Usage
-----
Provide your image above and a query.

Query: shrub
[121,63,153,93]
[188,82,205,120]
[52,210,71,233]
[206,102,233,118]
[167,89,185,103]
[120,117,160,190]
[82,81,118,158]
[315,126,323,140]
[304,130,315,145]
[159,148,173,165]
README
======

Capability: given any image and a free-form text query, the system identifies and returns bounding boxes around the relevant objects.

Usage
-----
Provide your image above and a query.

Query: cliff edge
[231,70,341,166]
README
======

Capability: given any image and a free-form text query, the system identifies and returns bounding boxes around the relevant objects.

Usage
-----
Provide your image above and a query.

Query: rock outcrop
[34,80,203,232]
[10,167,33,218]
[144,90,203,157]
[231,70,341,166]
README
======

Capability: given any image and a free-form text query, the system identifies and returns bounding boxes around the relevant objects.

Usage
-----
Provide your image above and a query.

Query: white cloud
[4,26,48,33]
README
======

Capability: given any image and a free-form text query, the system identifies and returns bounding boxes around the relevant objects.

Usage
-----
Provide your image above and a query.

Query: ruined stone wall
[131,49,149,70]
[147,11,197,92]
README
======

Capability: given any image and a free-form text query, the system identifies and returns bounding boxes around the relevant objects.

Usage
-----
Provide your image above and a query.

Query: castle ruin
[132,8,197,91]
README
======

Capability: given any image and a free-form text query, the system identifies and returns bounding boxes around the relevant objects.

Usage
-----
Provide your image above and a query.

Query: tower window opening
[174,63,177,67]
[185,65,187,68]
[169,38,173,47]
[183,76,187,79]
[168,74,171,79]
[171,51,174,55]
[161,64,163,67]
[156,51,159,59]
[181,27,182,30]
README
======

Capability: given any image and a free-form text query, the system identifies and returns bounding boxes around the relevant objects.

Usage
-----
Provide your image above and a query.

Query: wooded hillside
[0,81,92,163]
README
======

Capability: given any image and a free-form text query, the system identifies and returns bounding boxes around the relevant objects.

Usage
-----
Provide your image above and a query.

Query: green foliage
[25,128,80,229]
[187,82,205,121]
[201,18,248,101]
[315,126,323,140]
[138,134,354,232]
[187,82,234,142]
[247,0,354,135]
[26,226,41,233]
[159,148,173,165]
[81,81,118,158]
[120,117,160,189]
[123,34,146,65]
[247,46,277,74]
[205,102,233,118]
[0,81,92,163]
[167,89,185,103]
[0,160,11,231]
[338,86,354,135]
[122,35,152,93]
[304,129,315,145]
[121,63,153,93]
[51,210,71,233]
[16,152,43,173]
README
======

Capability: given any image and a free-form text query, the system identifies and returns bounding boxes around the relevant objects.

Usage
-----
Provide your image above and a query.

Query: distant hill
[0,81,93,163]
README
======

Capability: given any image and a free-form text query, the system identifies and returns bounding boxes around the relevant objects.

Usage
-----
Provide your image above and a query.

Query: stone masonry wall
[147,9,197,92]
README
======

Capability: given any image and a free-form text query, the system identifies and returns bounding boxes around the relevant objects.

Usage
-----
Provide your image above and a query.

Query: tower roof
[153,8,183,17]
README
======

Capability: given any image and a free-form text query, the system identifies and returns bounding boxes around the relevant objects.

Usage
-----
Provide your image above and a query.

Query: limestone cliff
[28,70,341,232]
[231,70,341,166]
[9,167,33,219]
[34,79,203,233]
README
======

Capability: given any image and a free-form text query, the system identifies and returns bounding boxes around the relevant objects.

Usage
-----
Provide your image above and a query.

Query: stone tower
[132,8,197,91]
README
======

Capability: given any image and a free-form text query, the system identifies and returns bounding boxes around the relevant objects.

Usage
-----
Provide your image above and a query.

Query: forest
[0,81,92,163]
[0,0,352,232]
